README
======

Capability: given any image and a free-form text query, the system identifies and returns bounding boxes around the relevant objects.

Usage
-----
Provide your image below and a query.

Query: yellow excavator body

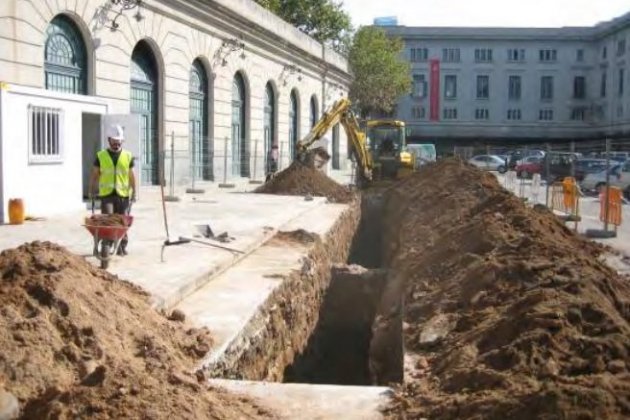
[295,98,414,186]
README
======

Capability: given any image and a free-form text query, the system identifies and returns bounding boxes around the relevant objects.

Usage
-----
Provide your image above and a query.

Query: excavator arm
[296,98,373,182]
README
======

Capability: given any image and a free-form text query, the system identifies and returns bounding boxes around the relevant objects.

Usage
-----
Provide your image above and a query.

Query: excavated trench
[205,192,404,386]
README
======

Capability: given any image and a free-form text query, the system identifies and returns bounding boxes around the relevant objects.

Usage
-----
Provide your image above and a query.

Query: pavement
[208,379,392,420]
[0,179,330,310]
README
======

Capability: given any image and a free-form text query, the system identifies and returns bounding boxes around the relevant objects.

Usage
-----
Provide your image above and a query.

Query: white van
[406,144,436,167]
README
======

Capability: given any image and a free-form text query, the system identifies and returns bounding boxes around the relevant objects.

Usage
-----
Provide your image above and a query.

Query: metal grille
[131,43,159,185]
[232,73,248,177]
[28,106,63,163]
[189,61,209,180]
[131,85,157,185]
[44,15,86,94]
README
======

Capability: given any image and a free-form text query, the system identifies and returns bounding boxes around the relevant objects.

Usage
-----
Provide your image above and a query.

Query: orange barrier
[599,186,623,227]
[562,177,579,213]
[550,178,581,230]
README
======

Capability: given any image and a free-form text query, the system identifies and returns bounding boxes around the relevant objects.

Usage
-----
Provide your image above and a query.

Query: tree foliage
[348,26,411,117]
[254,0,352,49]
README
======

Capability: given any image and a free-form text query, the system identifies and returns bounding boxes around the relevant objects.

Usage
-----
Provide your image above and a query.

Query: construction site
[1,0,630,417]
[0,154,629,419]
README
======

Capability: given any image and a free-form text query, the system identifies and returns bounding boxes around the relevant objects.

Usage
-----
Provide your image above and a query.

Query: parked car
[507,148,545,169]
[468,155,507,173]
[406,143,436,167]
[541,152,582,182]
[574,158,608,181]
[515,156,542,178]
[581,161,630,198]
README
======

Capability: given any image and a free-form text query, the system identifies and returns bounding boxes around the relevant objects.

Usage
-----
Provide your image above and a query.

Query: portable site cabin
[0,84,139,223]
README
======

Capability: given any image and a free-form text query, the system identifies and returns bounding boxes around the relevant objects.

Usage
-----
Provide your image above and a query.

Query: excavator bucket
[299,146,331,169]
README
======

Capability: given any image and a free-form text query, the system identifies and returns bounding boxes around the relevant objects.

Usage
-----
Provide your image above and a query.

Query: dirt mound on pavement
[382,159,630,419]
[255,161,354,203]
[0,241,273,419]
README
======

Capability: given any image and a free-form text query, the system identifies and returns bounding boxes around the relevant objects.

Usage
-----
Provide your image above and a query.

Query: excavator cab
[367,120,413,180]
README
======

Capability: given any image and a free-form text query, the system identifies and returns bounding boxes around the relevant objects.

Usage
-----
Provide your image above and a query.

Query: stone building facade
[0,0,351,208]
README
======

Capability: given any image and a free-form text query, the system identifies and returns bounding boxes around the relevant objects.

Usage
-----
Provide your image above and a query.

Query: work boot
[117,243,128,256]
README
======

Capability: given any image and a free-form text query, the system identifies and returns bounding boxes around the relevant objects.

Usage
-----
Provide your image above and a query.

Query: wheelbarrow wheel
[100,241,110,269]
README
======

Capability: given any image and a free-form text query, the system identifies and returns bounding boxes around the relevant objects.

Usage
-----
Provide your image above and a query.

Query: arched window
[44,15,87,94]
[130,42,159,185]
[289,90,299,160]
[232,72,248,177]
[190,60,211,180]
[264,82,276,172]
[310,95,318,128]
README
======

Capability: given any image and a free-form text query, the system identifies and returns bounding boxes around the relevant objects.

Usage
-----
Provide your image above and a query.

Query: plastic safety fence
[599,186,623,228]
[549,177,581,230]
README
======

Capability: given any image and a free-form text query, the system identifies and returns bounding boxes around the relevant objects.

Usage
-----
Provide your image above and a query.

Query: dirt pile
[382,159,630,419]
[0,241,273,419]
[255,161,354,203]
[85,214,128,227]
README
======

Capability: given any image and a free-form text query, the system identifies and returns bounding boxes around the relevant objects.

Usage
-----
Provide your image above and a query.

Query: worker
[89,124,136,255]
[265,144,279,182]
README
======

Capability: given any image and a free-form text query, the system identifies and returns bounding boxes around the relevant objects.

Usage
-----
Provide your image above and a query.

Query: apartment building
[384,12,630,145]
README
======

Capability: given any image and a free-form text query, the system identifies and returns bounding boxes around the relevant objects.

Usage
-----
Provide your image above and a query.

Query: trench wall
[205,200,361,381]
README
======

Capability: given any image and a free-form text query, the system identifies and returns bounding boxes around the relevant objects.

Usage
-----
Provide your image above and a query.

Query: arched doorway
[232,72,248,177]
[289,89,299,160]
[310,95,318,128]
[131,42,159,185]
[44,15,87,94]
[264,82,276,173]
[190,60,211,180]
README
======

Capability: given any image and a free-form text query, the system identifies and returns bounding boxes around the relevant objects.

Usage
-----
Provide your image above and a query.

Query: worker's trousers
[100,194,130,251]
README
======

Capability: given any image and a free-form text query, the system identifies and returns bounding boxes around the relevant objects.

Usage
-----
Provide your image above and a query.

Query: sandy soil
[0,241,274,419]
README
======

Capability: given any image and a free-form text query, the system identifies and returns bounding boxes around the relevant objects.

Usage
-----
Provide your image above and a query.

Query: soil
[381,159,630,419]
[0,241,274,419]
[255,161,355,203]
[85,214,128,227]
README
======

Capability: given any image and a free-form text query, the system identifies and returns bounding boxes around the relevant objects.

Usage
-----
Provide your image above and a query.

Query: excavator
[295,98,414,186]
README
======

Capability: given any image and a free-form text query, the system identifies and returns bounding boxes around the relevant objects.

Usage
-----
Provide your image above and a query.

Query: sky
[340,0,629,28]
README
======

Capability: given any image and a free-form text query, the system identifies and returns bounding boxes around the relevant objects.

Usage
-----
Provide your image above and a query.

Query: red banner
[429,59,440,121]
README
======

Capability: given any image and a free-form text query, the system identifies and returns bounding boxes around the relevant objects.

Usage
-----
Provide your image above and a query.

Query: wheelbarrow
[84,200,133,269]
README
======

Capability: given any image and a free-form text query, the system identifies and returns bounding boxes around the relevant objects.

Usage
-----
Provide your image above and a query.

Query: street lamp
[109,0,144,31]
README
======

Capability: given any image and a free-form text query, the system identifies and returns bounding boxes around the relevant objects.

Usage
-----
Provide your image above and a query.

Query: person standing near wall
[265,144,279,182]
[89,124,136,255]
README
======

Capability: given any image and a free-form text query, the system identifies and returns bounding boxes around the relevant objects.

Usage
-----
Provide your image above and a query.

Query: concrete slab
[0,186,328,309]
[176,203,349,364]
[209,379,392,420]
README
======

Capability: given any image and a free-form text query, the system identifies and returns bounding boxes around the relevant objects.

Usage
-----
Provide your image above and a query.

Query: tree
[254,0,352,50]
[348,26,411,117]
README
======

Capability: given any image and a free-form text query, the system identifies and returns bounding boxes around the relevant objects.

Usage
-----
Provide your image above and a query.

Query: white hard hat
[107,124,125,141]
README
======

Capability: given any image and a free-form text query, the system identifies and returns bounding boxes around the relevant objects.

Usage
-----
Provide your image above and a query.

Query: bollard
[279,142,285,171]
[219,136,235,188]
[545,142,551,207]
[186,132,205,194]
[249,138,263,184]
[531,173,541,203]
[164,131,180,202]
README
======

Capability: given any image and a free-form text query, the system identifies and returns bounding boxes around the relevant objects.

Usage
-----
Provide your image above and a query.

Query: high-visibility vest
[97,150,132,197]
